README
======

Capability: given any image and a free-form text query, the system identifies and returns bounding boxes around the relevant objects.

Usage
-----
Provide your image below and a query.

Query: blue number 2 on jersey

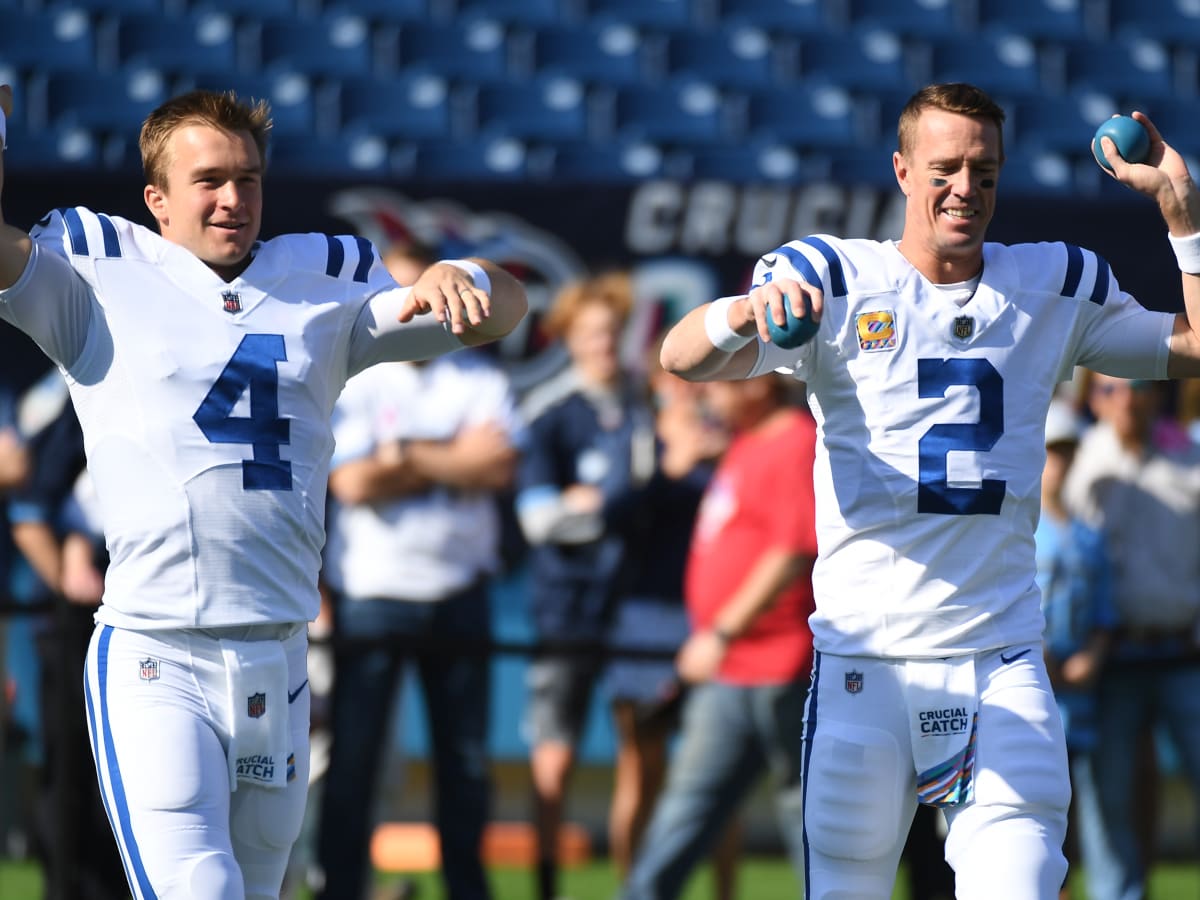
[916,358,1004,515]
[193,334,292,491]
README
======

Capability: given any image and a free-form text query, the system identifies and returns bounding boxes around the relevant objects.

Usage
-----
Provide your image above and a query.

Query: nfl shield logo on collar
[953,315,975,339]
[221,290,242,314]
[247,692,267,719]
[139,658,160,681]
[845,670,864,694]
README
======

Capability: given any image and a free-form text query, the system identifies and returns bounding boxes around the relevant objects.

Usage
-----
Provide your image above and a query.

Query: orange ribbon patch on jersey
[856,310,898,351]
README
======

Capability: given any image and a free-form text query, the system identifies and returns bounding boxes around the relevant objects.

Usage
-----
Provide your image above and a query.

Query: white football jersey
[0,207,461,629]
[747,235,1174,658]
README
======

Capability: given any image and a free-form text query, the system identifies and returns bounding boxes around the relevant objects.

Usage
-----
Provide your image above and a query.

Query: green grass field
[2,857,1199,900]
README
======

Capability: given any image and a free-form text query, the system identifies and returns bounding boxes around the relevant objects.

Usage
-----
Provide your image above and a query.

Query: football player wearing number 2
[0,86,526,900]
[661,82,1200,899]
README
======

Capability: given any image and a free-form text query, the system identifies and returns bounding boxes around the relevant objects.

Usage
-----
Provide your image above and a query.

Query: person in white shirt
[658,82,1200,898]
[315,243,523,900]
[0,85,527,900]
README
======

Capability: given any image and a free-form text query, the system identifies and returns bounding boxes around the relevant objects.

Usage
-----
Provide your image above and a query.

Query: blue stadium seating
[336,72,453,139]
[975,0,1095,42]
[40,67,170,133]
[455,0,569,26]
[715,0,833,35]
[745,83,862,149]
[474,76,589,141]
[1061,35,1177,104]
[585,0,694,28]
[797,27,911,92]
[185,71,320,137]
[1010,91,1118,154]
[662,24,781,88]
[528,22,648,86]
[612,78,728,143]
[256,13,374,79]
[393,18,511,81]
[845,0,967,38]
[268,130,392,176]
[411,136,531,180]
[1000,148,1085,196]
[547,138,668,182]
[826,144,901,190]
[188,0,299,21]
[110,11,241,77]
[1136,100,1200,157]
[1,123,102,170]
[1108,0,1200,44]
[319,0,431,25]
[927,30,1045,98]
[0,9,97,75]
[685,140,816,182]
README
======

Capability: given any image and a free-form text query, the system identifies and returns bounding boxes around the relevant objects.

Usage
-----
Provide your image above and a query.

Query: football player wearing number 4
[0,85,527,900]
[661,82,1200,899]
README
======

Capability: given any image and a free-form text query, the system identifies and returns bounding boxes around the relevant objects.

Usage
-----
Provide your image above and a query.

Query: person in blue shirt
[1035,398,1116,899]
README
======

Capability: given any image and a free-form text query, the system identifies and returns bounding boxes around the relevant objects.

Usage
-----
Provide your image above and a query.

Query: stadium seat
[1135,99,1200,158]
[40,67,170,134]
[257,13,374,79]
[797,27,911,92]
[411,136,531,180]
[547,138,668,182]
[1062,35,1176,104]
[474,76,589,141]
[975,0,1095,42]
[454,0,569,26]
[927,30,1045,98]
[42,0,168,16]
[1108,0,1200,44]
[185,72,320,138]
[1010,91,1118,154]
[392,18,511,81]
[528,22,648,86]
[745,83,862,149]
[336,73,453,140]
[268,130,392,176]
[584,0,695,28]
[0,123,101,171]
[188,0,299,21]
[826,144,901,190]
[845,0,967,38]
[110,11,241,77]
[319,0,430,25]
[999,148,1082,196]
[684,140,816,182]
[715,0,833,35]
[663,24,781,88]
[0,9,96,75]
[612,79,728,144]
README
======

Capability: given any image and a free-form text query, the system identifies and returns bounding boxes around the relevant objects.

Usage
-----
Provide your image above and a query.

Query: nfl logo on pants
[845,671,864,694]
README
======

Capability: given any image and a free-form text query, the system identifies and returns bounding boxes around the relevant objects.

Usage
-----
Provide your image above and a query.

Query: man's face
[895,108,1002,275]
[1090,374,1159,443]
[144,124,263,280]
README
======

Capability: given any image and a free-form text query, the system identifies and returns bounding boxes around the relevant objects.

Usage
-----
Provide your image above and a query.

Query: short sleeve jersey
[746,235,1174,658]
[0,207,461,630]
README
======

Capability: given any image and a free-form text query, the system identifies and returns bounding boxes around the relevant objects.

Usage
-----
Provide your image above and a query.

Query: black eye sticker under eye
[981,178,996,188]
[930,177,948,186]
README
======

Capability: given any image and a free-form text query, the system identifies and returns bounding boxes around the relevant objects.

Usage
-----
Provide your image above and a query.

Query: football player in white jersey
[0,85,527,899]
[659,82,1200,899]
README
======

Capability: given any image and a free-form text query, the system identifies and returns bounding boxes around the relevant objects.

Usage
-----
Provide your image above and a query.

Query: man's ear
[893,150,909,195]
[144,183,167,226]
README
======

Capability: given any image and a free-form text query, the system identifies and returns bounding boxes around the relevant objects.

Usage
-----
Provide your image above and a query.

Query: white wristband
[1169,232,1200,274]
[0,106,7,151]
[445,258,492,295]
[704,295,754,352]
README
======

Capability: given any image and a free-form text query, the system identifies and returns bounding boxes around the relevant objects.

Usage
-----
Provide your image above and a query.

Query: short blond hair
[140,89,272,188]
[897,82,1006,162]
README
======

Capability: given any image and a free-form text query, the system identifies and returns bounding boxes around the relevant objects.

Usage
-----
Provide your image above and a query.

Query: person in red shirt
[621,373,817,900]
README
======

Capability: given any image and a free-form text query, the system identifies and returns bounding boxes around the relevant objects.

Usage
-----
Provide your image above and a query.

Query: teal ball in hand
[1092,116,1150,171]
[765,300,819,349]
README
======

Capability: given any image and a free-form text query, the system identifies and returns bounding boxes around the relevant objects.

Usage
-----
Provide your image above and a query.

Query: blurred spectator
[514,272,656,900]
[1064,374,1200,900]
[602,340,727,878]
[315,245,523,900]
[1036,398,1116,900]
[7,371,126,900]
[621,374,817,900]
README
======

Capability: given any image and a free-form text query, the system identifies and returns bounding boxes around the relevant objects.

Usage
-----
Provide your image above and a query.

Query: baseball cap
[1044,400,1081,446]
